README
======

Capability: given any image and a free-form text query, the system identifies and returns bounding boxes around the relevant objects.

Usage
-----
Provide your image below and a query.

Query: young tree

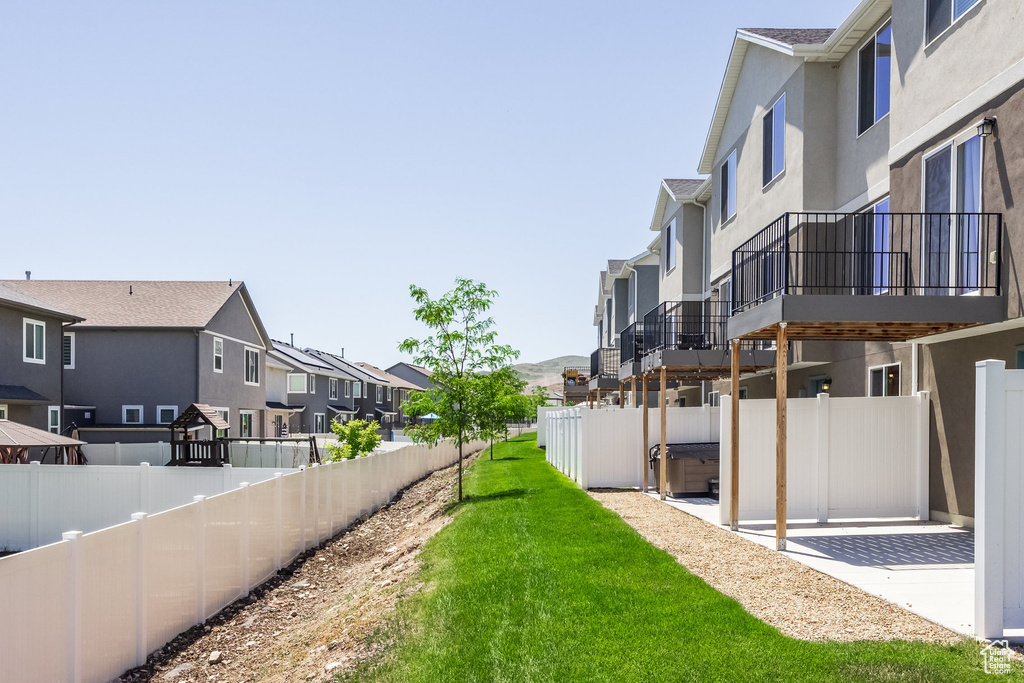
[398,279,518,500]
[323,418,382,461]
[472,366,527,459]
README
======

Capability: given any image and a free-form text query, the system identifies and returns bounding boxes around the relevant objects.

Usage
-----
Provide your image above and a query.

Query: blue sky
[1,1,860,367]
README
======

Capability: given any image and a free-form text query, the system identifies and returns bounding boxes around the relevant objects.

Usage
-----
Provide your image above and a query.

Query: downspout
[195,329,202,435]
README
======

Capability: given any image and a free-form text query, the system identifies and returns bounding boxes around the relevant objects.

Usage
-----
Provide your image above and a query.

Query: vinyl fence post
[115,441,122,466]
[915,391,930,521]
[63,530,84,683]
[132,512,149,667]
[240,483,251,595]
[276,442,283,469]
[299,466,307,551]
[976,360,1006,639]
[140,462,151,513]
[326,462,335,539]
[29,460,40,549]
[274,472,284,570]
[311,464,320,546]
[193,495,207,623]
[223,463,233,492]
[816,393,830,524]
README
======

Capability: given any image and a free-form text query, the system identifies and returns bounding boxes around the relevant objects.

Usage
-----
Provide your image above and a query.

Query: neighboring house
[0,282,83,438]
[0,280,272,444]
[598,0,1023,524]
[386,362,438,391]
[264,351,305,437]
[304,349,388,426]
[355,362,421,428]
[269,342,360,435]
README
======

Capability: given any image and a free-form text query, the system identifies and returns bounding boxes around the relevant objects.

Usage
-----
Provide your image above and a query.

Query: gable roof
[0,280,270,346]
[304,348,382,383]
[649,178,710,232]
[356,362,419,390]
[698,0,891,174]
[270,343,358,381]
[0,282,83,322]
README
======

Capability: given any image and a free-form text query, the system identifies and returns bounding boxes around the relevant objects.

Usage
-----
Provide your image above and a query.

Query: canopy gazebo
[0,420,87,465]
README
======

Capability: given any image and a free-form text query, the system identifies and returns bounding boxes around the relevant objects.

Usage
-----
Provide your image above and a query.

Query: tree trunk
[458,427,463,501]
[490,438,493,460]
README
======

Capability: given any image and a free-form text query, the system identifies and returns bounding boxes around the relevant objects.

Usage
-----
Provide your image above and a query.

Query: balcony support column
[619,381,624,409]
[776,323,789,552]
[642,375,649,493]
[730,341,740,531]
[660,365,667,501]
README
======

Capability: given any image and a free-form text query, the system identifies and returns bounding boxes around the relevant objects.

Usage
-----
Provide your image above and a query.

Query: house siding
[0,303,65,433]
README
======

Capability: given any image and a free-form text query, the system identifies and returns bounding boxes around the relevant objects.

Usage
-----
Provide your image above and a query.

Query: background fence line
[0,438,486,683]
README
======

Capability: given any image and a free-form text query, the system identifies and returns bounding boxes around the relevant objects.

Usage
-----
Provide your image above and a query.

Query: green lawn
[347,433,1020,682]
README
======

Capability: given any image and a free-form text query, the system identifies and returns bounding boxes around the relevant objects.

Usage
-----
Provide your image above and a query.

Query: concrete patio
[648,493,976,636]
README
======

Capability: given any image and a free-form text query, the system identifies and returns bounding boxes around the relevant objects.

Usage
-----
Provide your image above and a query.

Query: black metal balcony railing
[732,212,1002,315]
[619,322,644,365]
[591,348,619,379]
[643,300,731,354]
[563,367,590,391]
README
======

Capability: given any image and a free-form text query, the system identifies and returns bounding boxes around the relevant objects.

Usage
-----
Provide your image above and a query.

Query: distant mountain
[514,355,588,390]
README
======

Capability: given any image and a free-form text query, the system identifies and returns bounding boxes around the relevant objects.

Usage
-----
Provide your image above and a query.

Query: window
[376,385,383,403]
[708,391,720,407]
[922,131,983,294]
[287,373,307,393]
[738,386,749,400]
[239,411,255,438]
[48,406,60,434]
[0,405,6,420]
[122,405,143,425]
[308,374,316,394]
[721,150,737,221]
[214,408,229,438]
[329,378,338,400]
[762,94,786,185]
[354,381,363,399]
[858,197,891,294]
[869,363,901,397]
[344,380,352,398]
[314,413,326,433]
[23,319,45,364]
[1017,344,1024,370]
[366,413,374,422]
[387,386,393,401]
[157,405,178,425]
[213,337,224,373]
[928,0,981,43]
[244,348,260,385]
[63,332,75,369]
[858,23,892,135]
[664,219,676,273]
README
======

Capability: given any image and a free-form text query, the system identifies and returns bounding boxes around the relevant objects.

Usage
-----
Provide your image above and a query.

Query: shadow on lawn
[445,488,533,513]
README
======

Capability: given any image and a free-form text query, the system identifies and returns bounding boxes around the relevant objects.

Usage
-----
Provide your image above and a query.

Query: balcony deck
[730,212,1004,341]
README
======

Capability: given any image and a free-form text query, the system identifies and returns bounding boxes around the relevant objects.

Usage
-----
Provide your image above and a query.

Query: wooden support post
[642,375,649,493]
[775,323,788,551]
[730,341,740,531]
[619,381,624,409]
[659,366,667,501]
[589,391,594,409]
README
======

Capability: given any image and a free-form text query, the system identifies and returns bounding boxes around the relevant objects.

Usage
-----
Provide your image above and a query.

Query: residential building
[304,349,389,427]
[269,342,360,435]
[387,362,438,391]
[355,362,421,428]
[0,280,272,443]
[0,282,82,437]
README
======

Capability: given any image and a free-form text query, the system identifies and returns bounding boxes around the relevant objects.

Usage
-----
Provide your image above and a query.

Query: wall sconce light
[978,117,996,137]
[821,378,832,393]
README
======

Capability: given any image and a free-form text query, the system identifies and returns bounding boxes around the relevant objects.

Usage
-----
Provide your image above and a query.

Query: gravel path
[116,451,481,683]
[589,489,963,644]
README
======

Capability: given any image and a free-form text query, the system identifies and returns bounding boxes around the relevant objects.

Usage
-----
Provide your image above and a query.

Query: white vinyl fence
[0,439,484,683]
[536,406,563,448]
[719,393,929,524]
[545,407,719,489]
[85,441,325,468]
[975,360,1024,639]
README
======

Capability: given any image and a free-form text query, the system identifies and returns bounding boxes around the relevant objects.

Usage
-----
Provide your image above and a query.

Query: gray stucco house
[268,342,360,435]
[0,280,273,444]
[0,282,83,436]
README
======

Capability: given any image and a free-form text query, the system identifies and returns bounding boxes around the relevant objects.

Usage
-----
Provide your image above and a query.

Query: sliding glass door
[922,133,982,294]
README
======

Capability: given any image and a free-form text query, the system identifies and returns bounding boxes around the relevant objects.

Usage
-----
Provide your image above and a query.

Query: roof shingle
[741,28,835,46]
[663,179,705,198]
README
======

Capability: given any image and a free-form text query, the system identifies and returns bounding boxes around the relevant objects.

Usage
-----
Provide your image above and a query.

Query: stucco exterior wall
[0,304,65,432]
[890,0,1024,147]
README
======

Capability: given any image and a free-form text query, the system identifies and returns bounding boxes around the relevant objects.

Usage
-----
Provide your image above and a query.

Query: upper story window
[721,150,737,222]
[928,0,981,43]
[244,348,260,385]
[376,385,383,403]
[287,372,307,393]
[664,219,676,273]
[344,380,352,398]
[762,94,786,186]
[329,378,339,400]
[63,332,75,369]
[157,405,178,424]
[354,381,362,399]
[308,374,316,394]
[858,22,892,135]
[24,319,45,364]
[122,405,143,425]
[387,386,393,401]
[213,337,224,373]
